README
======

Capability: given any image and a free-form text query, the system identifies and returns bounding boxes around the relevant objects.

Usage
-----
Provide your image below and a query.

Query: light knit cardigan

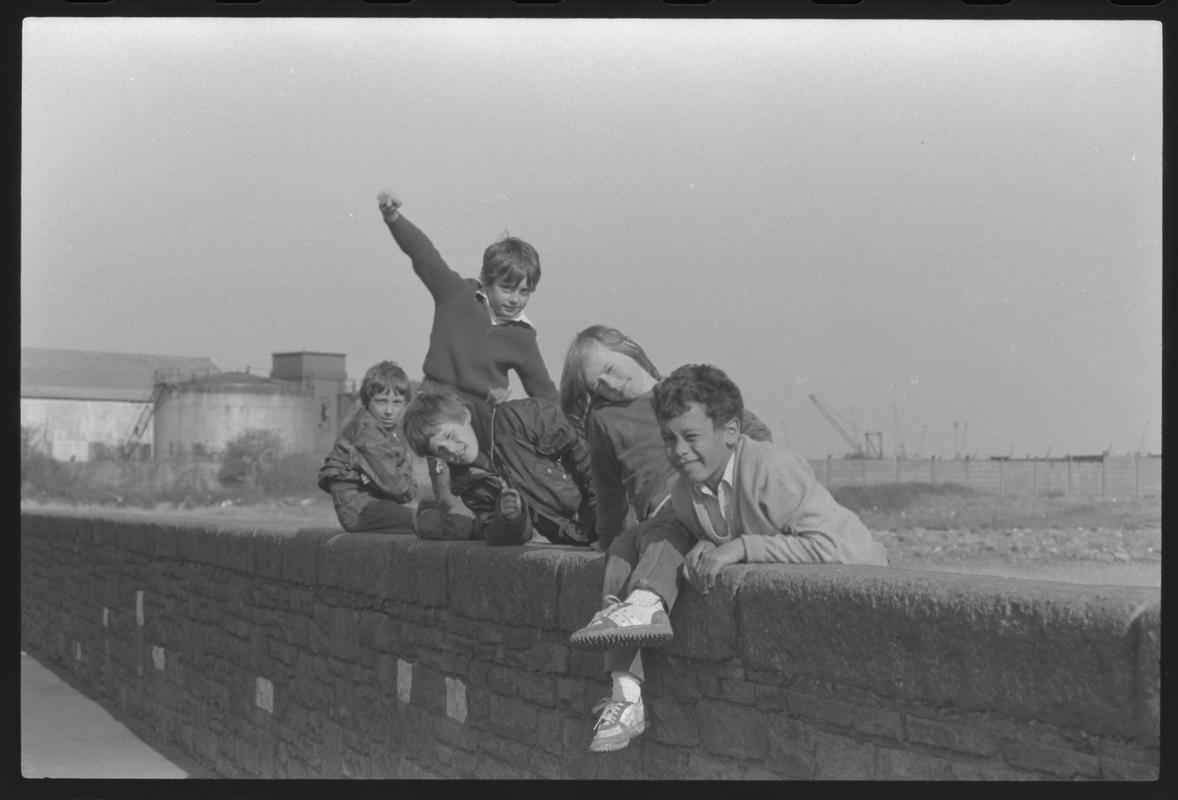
[669,435,889,566]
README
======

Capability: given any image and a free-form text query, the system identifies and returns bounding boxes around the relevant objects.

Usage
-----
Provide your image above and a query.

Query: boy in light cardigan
[658,363,888,595]
[569,363,886,752]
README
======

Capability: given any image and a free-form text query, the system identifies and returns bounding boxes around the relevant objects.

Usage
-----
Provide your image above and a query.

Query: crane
[808,394,863,458]
[808,394,883,459]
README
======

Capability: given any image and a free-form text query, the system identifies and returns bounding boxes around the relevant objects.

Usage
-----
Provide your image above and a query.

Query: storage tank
[152,370,315,459]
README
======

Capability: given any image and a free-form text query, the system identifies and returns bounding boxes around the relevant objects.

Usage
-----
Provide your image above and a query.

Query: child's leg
[348,500,417,534]
[414,500,475,540]
[601,524,642,603]
[623,512,695,610]
[569,512,689,650]
[484,491,534,545]
[589,648,647,752]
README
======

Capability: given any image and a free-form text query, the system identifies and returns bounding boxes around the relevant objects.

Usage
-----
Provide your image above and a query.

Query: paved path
[20,650,212,779]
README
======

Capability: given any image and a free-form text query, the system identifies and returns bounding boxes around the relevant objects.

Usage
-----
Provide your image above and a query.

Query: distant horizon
[19,341,1159,461]
[21,18,1162,460]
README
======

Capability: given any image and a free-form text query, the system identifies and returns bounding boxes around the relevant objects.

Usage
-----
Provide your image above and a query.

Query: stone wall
[20,510,1160,780]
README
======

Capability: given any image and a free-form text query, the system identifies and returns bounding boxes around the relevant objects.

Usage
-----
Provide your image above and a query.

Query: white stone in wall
[256,677,274,713]
[152,645,165,671]
[103,606,109,628]
[445,677,468,723]
[136,590,144,627]
[74,641,82,661]
[396,659,412,704]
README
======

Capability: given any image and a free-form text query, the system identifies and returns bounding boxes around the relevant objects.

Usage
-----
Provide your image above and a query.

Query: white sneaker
[568,596,673,651]
[589,697,646,752]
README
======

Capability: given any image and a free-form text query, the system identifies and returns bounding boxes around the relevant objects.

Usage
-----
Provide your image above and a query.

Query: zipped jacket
[318,407,418,503]
[448,397,596,543]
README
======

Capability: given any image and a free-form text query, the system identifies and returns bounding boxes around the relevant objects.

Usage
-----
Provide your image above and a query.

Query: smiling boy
[657,364,888,596]
[569,363,887,752]
[401,386,596,546]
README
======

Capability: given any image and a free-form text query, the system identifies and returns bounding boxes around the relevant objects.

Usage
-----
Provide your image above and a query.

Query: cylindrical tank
[152,371,316,459]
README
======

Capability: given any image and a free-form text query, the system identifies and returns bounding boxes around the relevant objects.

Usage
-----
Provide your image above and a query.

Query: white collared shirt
[690,454,736,542]
[475,289,534,329]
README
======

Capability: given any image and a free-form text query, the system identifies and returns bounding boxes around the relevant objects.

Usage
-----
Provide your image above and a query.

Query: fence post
[1135,454,1141,500]
[1066,456,1073,498]
[998,458,1004,495]
[1101,456,1107,499]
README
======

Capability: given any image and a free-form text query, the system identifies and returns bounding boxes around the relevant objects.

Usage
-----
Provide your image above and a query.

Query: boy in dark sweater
[401,386,596,546]
[377,190,559,514]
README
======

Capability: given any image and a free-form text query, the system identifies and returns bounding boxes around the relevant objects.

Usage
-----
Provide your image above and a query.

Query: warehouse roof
[20,347,220,402]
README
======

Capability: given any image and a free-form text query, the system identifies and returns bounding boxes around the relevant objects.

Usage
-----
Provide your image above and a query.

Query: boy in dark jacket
[317,361,421,533]
[401,386,596,546]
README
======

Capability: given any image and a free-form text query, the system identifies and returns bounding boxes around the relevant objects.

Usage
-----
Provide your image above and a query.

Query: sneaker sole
[569,627,674,651]
[588,723,647,752]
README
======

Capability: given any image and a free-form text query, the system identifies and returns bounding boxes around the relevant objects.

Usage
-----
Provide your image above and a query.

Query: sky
[21,17,1162,459]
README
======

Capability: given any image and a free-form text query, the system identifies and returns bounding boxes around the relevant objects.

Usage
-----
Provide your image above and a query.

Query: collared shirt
[475,289,535,329]
[690,454,736,543]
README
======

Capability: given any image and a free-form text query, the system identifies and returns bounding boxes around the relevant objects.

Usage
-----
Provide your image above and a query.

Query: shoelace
[588,596,624,624]
[591,698,629,730]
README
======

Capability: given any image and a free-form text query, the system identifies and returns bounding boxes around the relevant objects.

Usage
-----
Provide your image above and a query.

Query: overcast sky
[21,17,1162,459]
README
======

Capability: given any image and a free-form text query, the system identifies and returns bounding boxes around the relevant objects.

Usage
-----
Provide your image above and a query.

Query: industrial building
[20,347,357,462]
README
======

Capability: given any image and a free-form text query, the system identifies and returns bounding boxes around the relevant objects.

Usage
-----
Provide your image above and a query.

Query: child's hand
[377,190,403,222]
[498,488,522,522]
[682,539,743,595]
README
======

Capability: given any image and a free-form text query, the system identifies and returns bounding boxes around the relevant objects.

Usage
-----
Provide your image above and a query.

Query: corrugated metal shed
[20,347,219,402]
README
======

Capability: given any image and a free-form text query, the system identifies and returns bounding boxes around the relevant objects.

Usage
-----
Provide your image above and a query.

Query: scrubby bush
[256,451,322,497]
[21,425,325,509]
[218,429,285,489]
[21,426,68,500]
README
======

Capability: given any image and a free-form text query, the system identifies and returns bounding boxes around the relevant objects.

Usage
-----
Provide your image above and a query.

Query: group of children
[317,190,889,753]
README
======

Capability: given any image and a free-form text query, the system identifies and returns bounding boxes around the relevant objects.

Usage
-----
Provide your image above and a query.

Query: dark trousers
[333,490,416,534]
[600,507,696,680]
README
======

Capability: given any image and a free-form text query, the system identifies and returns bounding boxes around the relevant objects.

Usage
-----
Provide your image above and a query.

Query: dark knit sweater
[387,214,558,403]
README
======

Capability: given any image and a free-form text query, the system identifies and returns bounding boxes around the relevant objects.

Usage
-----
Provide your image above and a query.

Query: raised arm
[376,190,464,299]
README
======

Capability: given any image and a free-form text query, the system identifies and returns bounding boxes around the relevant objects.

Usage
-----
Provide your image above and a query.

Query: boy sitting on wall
[317,361,420,534]
[401,385,596,546]
[570,363,888,752]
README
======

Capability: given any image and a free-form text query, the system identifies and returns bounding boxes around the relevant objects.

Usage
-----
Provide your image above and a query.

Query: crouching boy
[569,363,887,751]
[401,386,597,546]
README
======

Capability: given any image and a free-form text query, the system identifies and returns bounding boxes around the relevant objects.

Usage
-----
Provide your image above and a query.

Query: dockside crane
[808,394,883,459]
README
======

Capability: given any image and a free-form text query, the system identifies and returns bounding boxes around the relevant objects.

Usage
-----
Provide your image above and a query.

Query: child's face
[484,278,532,320]
[427,417,480,465]
[659,402,740,490]
[366,390,407,428]
[579,342,656,403]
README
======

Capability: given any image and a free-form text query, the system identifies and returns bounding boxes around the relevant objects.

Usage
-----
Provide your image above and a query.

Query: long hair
[559,325,661,426]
